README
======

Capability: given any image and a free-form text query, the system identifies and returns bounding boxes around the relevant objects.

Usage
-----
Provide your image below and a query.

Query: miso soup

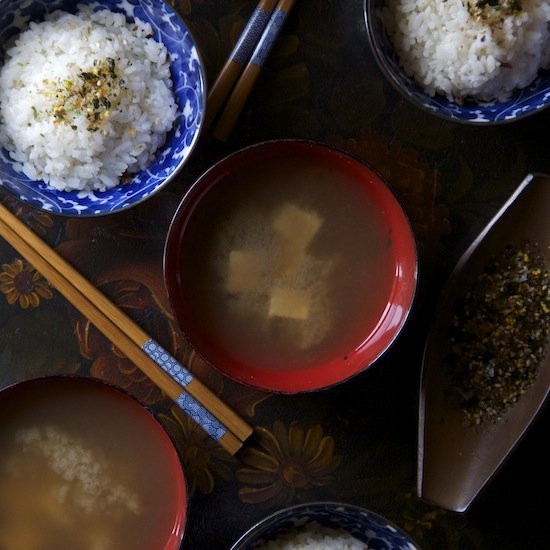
[0,378,186,550]
[172,144,414,390]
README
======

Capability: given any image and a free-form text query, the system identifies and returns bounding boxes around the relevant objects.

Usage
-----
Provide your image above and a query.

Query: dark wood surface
[1,1,548,548]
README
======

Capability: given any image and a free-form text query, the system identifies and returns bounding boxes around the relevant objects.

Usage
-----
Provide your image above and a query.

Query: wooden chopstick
[212,0,297,142]
[0,202,253,455]
[204,0,280,132]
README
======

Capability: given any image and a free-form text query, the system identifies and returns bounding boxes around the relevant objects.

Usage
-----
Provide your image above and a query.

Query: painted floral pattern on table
[0,1,548,550]
[159,405,236,495]
[0,258,53,309]
[237,421,342,506]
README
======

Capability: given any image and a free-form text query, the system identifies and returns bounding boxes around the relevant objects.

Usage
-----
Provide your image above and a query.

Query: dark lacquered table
[1,1,549,548]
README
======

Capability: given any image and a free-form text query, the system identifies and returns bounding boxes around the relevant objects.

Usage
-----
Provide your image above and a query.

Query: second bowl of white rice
[0,0,205,216]
[364,0,550,124]
[229,502,421,550]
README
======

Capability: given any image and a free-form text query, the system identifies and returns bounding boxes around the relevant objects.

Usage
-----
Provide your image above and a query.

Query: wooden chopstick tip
[208,0,298,142]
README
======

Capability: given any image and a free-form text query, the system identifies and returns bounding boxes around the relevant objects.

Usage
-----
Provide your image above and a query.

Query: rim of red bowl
[0,375,188,549]
[164,140,418,393]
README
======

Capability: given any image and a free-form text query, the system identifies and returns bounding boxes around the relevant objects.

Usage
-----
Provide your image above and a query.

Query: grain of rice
[381,0,550,101]
[253,522,372,549]
[0,4,178,192]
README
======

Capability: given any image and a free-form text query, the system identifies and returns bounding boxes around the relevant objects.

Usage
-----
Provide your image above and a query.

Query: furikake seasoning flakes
[446,241,550,426]
[32,57,125,134]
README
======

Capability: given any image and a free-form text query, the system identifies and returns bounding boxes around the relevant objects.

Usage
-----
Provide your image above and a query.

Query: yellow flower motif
[158,405,235,496]
[0,258,53,308]
[401,492,446,541]
[237,420,342,506]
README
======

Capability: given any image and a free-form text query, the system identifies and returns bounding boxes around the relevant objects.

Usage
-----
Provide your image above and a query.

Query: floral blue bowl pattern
[364,0,550,125]
[0,0,205,216]
[230,502,421,550]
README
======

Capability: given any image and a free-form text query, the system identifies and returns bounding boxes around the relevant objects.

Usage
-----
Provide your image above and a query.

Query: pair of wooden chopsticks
[204,0,297,141]
[0,201,253,455]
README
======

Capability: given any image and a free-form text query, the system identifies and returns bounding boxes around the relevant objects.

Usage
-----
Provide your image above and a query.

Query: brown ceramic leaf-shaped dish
[418,173,550,512]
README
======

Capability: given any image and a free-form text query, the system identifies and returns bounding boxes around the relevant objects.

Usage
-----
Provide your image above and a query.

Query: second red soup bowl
[164,141,417,393]
[0,376,187,549]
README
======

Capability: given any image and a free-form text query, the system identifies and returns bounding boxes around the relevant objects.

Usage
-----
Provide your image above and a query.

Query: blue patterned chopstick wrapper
[142,339,227,441]
[250,7,289,67]
[230,5,274,66]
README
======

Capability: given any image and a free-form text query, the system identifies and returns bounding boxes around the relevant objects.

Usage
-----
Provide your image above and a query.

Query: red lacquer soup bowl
[164,140,417,393]
[0,376,187,549]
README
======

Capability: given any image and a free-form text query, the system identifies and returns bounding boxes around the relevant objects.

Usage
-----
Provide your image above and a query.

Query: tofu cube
[268,286,310,320]
[226,250,263,293]
[272,203,323,251]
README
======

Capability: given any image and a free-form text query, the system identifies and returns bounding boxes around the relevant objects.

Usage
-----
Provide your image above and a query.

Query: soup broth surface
[0,379,184,550]
[179,155,397,372]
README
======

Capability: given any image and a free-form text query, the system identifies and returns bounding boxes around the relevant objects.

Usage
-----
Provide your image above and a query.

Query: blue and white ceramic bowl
[364,0,550,125]
[0,0,205,216]
[230,502,421,550]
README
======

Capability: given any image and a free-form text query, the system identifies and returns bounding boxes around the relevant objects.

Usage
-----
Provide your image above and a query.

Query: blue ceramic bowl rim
[229,501,422,549]
[0,0,206,217]
[363,0,550,125]
[0,373,189,548]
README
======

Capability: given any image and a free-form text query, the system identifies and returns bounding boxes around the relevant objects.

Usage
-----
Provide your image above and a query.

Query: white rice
[253,522,372,550]
[381,0,550,101]
[0,5,178,192]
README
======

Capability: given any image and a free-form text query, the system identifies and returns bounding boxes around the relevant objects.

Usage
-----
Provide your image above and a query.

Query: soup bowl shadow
[0,375,188,549]
[0,0,205,216]
[364,0,550,124]
[164,140,417,394]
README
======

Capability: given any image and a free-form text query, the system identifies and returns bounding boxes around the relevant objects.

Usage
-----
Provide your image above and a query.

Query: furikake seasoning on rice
[0,4,177,192]
[446,241,550,426]
[381,0,550,101]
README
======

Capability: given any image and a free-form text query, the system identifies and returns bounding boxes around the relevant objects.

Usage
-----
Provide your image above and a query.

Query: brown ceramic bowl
[418,173,550,511]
